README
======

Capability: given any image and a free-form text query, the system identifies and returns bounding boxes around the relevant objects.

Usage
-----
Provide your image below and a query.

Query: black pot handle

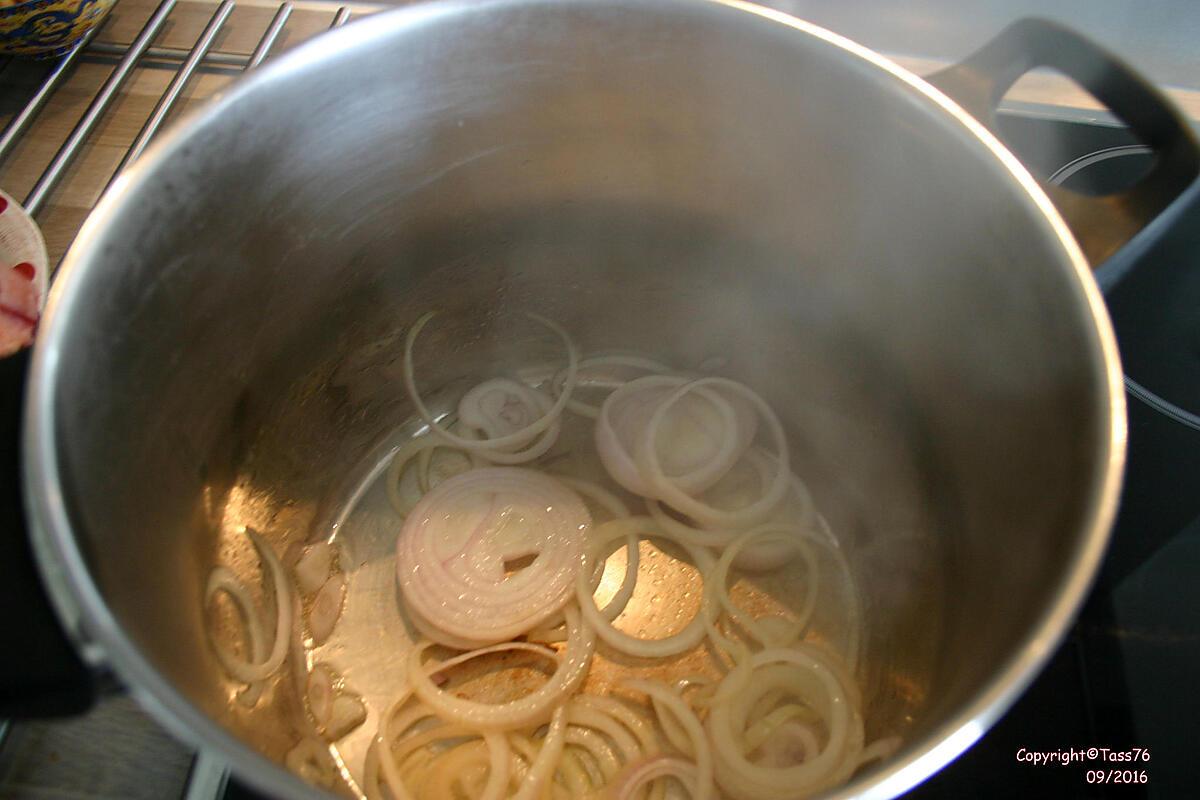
[928,18,1200,268]
[0,350,96,717]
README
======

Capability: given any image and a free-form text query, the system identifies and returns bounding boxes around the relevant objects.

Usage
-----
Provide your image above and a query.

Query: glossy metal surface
[24,0,1123,798]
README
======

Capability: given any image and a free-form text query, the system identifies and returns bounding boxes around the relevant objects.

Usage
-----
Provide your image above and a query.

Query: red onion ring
[610,756,700,800]
[596,375,757,498]
[575,517,716,658]
[403,312,579,458]
[458,378,562,464]
[396,468,590,647]
[636,378,790,529]
[205,528,291,684]
[408,604,596,731]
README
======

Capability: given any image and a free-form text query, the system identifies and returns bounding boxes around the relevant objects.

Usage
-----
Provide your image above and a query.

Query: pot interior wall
[42,0,1114,789]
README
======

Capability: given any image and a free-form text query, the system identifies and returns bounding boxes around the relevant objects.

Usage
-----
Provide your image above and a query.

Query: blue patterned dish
[0,0,115,58]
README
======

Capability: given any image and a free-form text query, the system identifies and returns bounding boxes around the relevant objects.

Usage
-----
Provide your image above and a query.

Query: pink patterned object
[0,190,48,357]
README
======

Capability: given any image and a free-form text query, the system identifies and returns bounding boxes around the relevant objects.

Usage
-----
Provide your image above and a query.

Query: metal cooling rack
[0,0,376,262]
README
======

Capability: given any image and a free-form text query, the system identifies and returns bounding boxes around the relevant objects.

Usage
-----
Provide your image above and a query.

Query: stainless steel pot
[20,1,1200,797]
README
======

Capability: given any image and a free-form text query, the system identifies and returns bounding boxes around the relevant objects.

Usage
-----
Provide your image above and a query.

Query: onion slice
[706,647,866,799]
[596,375,757,498]
[712,525,819,648]
[295,542,334,596]
[610,756,700,800]
[575,517,716,659]
[204,566,268,706]
[385,421,479,517]
[396,468,590,647]
[626,679,713,800]
[408,604,595,731]
[403,311,579,457]
[645,453,818,571]
[635,378,790,529]
[205,528,291,684]
[511,705,568,800]
[457,378,561,464]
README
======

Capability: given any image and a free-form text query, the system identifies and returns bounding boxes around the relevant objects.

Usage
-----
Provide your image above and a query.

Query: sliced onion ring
[408,604,595,731]
[403,311,579,456]
[645,452,818,571]
[204,566,268,705]
[385,417,479,516]
[205,528,291,684]
[596,375,756,497]
[626,679,713,800]
[458,378,562,465]
[707,647,865,799]
[575,517,716,659]
[634,378,790,529]
[396,467,589,647]
[713,525,819,648]
[610,756,699,800]
[511,705,569,800]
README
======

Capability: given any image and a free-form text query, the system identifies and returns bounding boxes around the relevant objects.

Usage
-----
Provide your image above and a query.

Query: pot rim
[22,1,1126,798]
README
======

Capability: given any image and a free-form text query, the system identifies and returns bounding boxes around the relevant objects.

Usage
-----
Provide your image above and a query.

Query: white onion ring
[377,700,471,799]
[511,705,568,800]
[396,468,590,646]
[567,704,641,765]
[458,378,563,464]
[204,566,268,706]
[857,736,902,769]
[645,453,818,571]
[596,375,757,497]
[627,679,713,800]
[408,604,595,731]
[556,748,592,795]
[403,311,579,457]
[565,727,621,780]
[377,702,510,800]
[713,525,819,648]
[636,378,790,529]
[611,756,700,800]
[743,708,817,756]
[533,476,638,636]
[204,529,291,684]
[295,542,334,596]
[575,517,715,658]
[574,695,659,758]
[707,647,865,799]
[551,354,673,419]
[423,734,511,800]
[571,696,666,800]
[527,528,639,644]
